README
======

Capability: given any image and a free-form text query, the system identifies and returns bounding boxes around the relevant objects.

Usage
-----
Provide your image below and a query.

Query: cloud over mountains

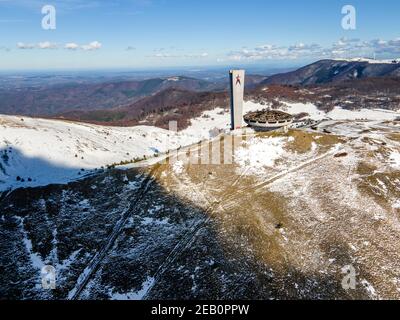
[16,41,102,51]
[227,37,400,61]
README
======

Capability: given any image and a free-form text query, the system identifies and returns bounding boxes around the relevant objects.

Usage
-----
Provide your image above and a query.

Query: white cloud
[227,37,400,61]
[38,41,57,49]
[16,42,35,49]
[150,52,177,58]
[65,41,102,51]
[16,40,103,51]
[81,41,102,51]
[64,42,79,50]
[148,52,209,59]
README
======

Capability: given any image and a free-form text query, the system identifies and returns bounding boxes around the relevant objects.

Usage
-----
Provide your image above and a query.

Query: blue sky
[0,0,400,70]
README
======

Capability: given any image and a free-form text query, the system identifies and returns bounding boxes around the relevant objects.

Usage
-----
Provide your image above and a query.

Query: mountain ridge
[261,59,400,85]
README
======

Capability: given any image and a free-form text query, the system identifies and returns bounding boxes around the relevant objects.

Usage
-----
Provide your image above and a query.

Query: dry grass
[0,118,28,129]
[388,133,400,142]
[253,129,345,154]
[356,159,400,209]
[287,130,345,153]
[356,162,378,176]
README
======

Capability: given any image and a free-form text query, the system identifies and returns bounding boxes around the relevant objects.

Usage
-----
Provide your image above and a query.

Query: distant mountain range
[1,59,400,127]
[57,79,400,130]
[53,59,400,128]
[261,59,400,85]
[0,76,225,116]
[57,88,229,129]
[0,74,266,117]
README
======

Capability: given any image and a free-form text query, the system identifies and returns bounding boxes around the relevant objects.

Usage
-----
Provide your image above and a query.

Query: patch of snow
[311,142,318,152]
[172,160,184,175]
[57,249,81,273]
[181,101,261,140]
[166,77,180,82]
[78,199,90,209]
[110,276,154,300]
[281,102,326,121]
[389,151,400,169]
[0,115,202,191]
[141,217,169,226]
[361,279,378,299]
[253,101,400,122]
[147,205,164,216]
[19,218,45,270]
[376,179,388,193]
[333,57,400,64]
[234,137,286,176]
[126,180,141,191]
[279,228,289,242]
[327,107,400,121]
[0,116,195,191]
[349,243,358,252]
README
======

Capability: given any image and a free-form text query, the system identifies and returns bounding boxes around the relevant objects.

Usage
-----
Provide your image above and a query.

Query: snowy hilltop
[1,101,400,192]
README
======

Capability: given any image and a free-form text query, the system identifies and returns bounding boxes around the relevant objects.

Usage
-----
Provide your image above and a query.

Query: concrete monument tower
[229,70,245,130]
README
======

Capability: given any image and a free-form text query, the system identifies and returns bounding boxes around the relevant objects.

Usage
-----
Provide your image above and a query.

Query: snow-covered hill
[2,118,399,300]
[0,104,250,191]
[0,116,194,192]
[280,102,400,121]
[1,100,399,192]
[262,59,400,85]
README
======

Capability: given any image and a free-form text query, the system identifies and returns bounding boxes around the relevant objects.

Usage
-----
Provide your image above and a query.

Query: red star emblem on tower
[236,75,241,86]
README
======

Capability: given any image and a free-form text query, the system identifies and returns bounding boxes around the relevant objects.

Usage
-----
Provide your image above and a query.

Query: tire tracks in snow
[142,160,252,299]
[143,144,345,299]
[68,166,160,300]
[68,133,227,300]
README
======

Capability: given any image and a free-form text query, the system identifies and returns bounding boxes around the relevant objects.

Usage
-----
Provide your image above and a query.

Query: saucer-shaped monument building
[244,109,293,129]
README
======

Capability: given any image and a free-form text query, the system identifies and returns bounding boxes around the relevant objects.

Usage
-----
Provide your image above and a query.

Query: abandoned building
[243,109,293,129]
